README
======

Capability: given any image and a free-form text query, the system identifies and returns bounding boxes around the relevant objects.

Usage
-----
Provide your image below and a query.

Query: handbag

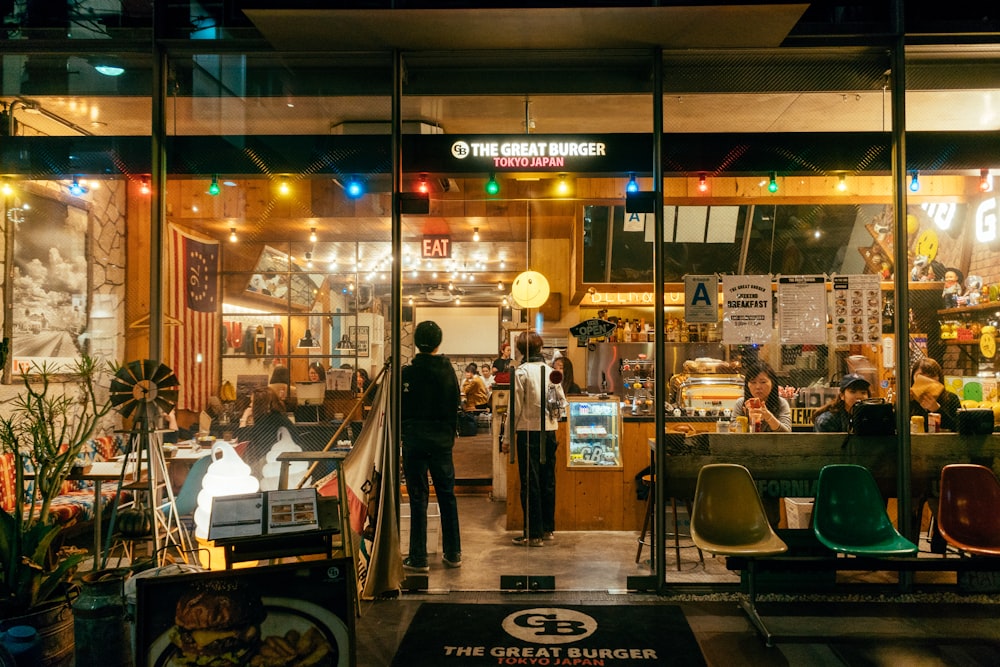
[457,411,478,437]
[849,398,896,436]
[957,408,994,435]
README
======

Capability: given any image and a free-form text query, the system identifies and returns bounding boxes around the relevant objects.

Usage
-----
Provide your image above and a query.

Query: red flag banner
[165,224,220,411]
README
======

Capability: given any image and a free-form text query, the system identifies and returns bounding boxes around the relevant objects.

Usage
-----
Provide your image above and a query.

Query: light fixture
[278,178,290,196]
[208,175,220,196]
[305,251,313,268]
[813,228,822,239]
[698,174,708,193]
[497,280,504,291]
[1,180,12,196]
[837,174,847,192]
[309,227,317,243]
[193,441,259,542]
[335,333,354,351]
[298,329,320,349]
[626,173,639,194]
[68,177,87,196]
[418,174,429,194]
[473,227,480,242]
[767,172,778,193]
[229,227,237,243]
[92,59,125,77]
[909,170,920,192]
[557,175,569,195]
[510,270,551,309]
[345,177,364,199]
[140,177,150,195]
[455,297,461,306]
[485,173,500,195]
[980,168,992,192]
[408,296,414,306]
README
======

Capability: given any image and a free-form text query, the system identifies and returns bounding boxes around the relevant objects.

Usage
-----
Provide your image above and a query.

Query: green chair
[937,464,1000,556]
[690,463,788,646]
[812,464,917,556]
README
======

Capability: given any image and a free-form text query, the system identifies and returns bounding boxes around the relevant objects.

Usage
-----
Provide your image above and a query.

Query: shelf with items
[566,398,622,469]
[619,358,655,416]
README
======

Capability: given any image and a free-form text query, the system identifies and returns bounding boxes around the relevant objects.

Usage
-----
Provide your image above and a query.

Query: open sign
[569,318,617,345]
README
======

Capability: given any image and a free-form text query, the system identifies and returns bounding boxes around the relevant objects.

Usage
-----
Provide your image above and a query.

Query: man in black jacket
[401,321,462,571]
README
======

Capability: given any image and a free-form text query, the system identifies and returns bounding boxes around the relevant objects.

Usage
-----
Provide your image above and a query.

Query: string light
[909,170,920,192]
[767,171,778,193]
[980,168,992,192]
[208,175,220,196]
[278,178,290,196]
[837,174,847,192]
[418,174,429,193]
[229,227,237,243]
[309,227,317,243]
[485,173,500,195]
[140,177,150,195]
[497,281,504,290]
[68,177,87,196]
[626,173,639,194]
[557,175,569,195]
[2,180,13,196]
[473,227,480,242]
[698,174,708,192]
[345,177,364,198]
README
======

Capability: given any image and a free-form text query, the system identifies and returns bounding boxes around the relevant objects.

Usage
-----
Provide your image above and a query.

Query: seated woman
[813,373,871,432]
[268,365,296,411]
[235,386,298,478]
[461,362,490,411]
[733,361,792,432]
[307,362,326,384]
[910,357,961,432]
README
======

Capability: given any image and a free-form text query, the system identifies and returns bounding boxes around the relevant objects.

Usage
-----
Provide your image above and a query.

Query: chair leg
[738,559,776,647]
[670,497,681,570]
[635,483,654,565]
[684,499,705,565]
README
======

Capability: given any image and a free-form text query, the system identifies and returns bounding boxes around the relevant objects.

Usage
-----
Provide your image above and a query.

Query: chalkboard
[413,306,499,356]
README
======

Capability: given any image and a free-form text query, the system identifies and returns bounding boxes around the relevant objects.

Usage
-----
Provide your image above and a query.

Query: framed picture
[10,186,90,375]
[244,245,324,310]
[136,560,355,667]
[349,325,369,357]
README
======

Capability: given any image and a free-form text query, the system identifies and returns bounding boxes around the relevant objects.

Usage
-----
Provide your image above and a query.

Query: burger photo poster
[136,559,355,667]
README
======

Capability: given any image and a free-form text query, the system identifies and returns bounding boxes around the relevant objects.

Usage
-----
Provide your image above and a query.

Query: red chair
[937,464,1000,556]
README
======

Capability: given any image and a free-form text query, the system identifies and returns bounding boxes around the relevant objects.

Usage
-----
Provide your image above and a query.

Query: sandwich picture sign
[136,559,355,667]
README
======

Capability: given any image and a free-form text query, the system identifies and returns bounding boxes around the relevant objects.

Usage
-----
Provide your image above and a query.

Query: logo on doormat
[502,607,597,644]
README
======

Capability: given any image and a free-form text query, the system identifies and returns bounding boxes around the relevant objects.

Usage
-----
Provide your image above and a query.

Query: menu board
[778,275,828,344]
[832,274,883,345]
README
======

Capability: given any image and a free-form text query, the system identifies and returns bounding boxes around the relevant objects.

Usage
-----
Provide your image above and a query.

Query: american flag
[165,224,220,411]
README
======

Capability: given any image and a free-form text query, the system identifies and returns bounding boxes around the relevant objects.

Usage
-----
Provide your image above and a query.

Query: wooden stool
[635,474,703,570]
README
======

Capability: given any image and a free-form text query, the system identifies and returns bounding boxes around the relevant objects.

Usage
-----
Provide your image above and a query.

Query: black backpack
[849,398,896,436]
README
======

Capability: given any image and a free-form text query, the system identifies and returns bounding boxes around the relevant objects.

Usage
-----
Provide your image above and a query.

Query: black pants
[402,429,461,561]
[515,430,558,539]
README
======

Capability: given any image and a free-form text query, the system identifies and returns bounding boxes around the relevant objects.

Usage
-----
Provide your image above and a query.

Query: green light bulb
[485,175,500,195]
[208,177,220,196]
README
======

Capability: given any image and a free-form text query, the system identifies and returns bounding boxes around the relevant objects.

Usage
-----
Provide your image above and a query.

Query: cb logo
[451,141,471,159]
[502,607,597,645]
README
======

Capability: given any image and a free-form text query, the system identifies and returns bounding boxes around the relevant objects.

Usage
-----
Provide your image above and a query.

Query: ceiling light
[299,330,321,349]
[345,177,364,199]
[1,180,12,196]
[626,173,639,194]
[93,60,125,77]
[837,174,847,192]
[909,170,920,192]
[418,174,429,194]
[698,174,708,193]
[813,229,821,239]
[557,175,569,195]
[980,168,992,192]
[767,172,778,194]
[473,227,480,242]
[497,281,504,291]
[408,296,414,306]
[140,177,150,195]
[278,178,290,196]
[229,227,237,243]
[208,175,220,196]
[485,173,500,195]
[309,227,317,243]
[68,177,87,196]
[454,297,461,306]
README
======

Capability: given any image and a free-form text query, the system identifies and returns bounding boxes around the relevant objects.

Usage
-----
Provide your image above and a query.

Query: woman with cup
[733,361,792,433]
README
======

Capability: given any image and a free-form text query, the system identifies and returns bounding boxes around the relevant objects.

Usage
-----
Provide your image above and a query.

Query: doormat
[390,603,705,666]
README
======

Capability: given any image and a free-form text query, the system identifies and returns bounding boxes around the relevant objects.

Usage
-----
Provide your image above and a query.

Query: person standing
[492,342,512,375]
[401,321,462,571]
[507,330,566,546]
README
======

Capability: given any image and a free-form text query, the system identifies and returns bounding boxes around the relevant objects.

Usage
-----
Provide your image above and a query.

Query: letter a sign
[685,275,718,323]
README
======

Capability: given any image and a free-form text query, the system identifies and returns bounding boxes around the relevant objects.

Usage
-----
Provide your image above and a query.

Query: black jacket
[401,353,461,430]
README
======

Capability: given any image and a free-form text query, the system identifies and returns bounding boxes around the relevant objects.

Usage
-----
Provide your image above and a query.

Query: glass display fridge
[566,397,622,468]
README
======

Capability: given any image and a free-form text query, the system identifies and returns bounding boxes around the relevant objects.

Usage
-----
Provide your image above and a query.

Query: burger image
[169,579,267,666]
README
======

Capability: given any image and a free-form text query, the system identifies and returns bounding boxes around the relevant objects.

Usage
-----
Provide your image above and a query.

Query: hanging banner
[832,274,883,346]
[722,275,773,345]
[685,275,719,323]
[778,275,828,344]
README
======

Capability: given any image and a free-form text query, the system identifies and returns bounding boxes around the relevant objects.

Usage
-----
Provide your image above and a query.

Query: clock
[980,332,996,359]
[915,229,939,262]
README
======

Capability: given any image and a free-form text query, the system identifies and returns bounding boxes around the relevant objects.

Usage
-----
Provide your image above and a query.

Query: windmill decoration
[103,360,190,567]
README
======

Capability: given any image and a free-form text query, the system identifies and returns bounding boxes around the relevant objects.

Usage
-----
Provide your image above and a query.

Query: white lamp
[194,442,260,541]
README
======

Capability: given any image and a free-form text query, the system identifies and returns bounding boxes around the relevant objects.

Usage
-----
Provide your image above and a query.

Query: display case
[566,398,622,469]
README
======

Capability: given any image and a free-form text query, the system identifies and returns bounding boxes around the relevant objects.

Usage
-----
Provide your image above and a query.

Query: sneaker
[443,554,462,568]
[402,557,429,573]
[542,531,555,541]
[511,536,544,547]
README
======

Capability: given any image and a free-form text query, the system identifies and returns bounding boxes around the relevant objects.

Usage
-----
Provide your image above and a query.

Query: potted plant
[0,355,114,621]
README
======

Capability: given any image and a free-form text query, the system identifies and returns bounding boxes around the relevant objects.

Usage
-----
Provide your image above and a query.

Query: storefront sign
[721,275,773,345]
[569,318,617,345]
[684,275,718,323]
[975,195,998,244]
[452,140,606,169]
[422,234,452,258]
[581,291,684,306]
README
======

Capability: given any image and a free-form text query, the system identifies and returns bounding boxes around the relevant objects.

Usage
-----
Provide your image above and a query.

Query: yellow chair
[690,463,788,646]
